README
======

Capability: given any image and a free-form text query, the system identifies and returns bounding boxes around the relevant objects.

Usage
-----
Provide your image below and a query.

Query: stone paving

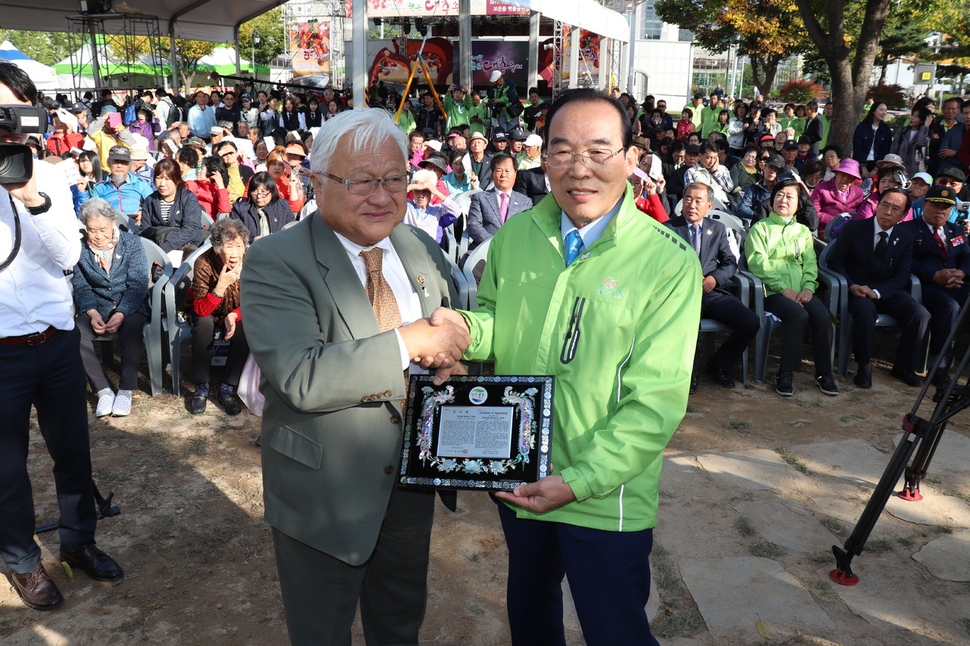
[638,431,970,644]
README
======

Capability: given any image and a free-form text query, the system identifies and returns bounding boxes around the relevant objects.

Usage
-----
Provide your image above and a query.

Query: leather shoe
[10,564,63,610]
[706,359,735,389]
[891,366,924,388]
[189,392,207,415]
[689,371,698,394]
[219,387,242,416]
[60,544,124,584]
[853,363,872,389]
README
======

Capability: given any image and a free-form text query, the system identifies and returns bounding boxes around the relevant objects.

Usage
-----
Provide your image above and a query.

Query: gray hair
[209,217,251,253]
[80,197,121,228]
[310,108,408,176]
[683,182,714,204]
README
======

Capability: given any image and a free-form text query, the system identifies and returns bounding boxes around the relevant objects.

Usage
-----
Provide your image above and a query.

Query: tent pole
[352,0,366,108]
[234,27,242,76]
[528,11,539,92]
[88,19,102,88]
[460,0,471,87]
[169,30,179,93]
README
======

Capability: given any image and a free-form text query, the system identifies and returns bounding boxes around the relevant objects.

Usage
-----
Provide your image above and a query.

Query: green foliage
[0,30,72,65]
[866,83,906,110]
[778,79,824,104]
[239,8,285,67]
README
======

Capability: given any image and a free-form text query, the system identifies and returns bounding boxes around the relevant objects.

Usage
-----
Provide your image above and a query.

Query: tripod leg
[900,421,948,501]
[831,418,923,585]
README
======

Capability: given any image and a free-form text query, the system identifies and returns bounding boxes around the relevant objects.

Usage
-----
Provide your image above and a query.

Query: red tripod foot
[898,486,923,501]
[829,568,859,586]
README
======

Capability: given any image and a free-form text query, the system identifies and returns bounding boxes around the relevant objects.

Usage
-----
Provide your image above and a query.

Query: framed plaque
[399,375,554,491]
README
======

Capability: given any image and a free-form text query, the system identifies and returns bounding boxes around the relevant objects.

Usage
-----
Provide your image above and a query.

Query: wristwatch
[25,192,52,215]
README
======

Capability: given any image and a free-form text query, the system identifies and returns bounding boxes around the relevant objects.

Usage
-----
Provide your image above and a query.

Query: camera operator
[0,61,124,611]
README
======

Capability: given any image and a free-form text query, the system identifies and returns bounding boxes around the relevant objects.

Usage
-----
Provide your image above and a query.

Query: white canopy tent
[0,41,58,90]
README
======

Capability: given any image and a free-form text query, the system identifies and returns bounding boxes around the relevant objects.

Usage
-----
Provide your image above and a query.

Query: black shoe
[689,371,698,394]
[891,366,924,387]
[775,371,794,397]
[60,544,124,584]
[189,383,209,415]
[816,373,839,396]
[853,364,872,389]
[706,359,736,389]
[219,385,242,416]
[932,370,952,390]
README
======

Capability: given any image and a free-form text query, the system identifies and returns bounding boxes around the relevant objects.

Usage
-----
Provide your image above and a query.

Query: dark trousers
[921,282,970,355]
[848,292,930,370]
[0,326,96,574]
[497,501,658,646]
[702,290,761,374]
[764,293,833,374]
[77,312,148,391]
[272,487,436,646]
[191,316,249,387]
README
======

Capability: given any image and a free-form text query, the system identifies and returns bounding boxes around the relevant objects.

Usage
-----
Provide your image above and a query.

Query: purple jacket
[811,177,864,228]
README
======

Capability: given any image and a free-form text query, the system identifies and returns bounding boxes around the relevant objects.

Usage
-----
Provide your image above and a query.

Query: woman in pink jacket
[811,158,865,238]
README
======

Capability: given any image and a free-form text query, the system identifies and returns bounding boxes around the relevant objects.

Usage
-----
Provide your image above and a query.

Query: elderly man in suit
[904,185,970,380]
[514,165,550,205]
[466,153,532,249]
[667,183,760,392]
[240,108,469,646]
[828,188,931,388]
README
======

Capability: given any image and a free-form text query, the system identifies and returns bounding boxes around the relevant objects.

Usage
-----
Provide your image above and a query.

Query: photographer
[0,61,124,611]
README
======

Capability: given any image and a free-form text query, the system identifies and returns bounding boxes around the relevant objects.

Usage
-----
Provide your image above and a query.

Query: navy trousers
[847,292,930,370]
[497,500,659,646]
[921,282,970,356]
[702,290,761,374]
[0,326,97,574]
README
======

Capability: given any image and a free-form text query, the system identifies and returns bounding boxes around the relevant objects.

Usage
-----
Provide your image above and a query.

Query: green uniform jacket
[397,109,416,134]
[700,105,721,139]
[444,94,473,129]
[467,103,490,135]
[819,114,831,149]
[744,211,818,297]
[460,188,702,532]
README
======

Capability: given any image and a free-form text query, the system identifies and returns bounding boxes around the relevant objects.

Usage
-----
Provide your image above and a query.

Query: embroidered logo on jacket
[597,276,626,300]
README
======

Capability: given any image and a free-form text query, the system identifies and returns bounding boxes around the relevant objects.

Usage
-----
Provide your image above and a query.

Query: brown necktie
[360,248,408,404]
[360,248,403,332]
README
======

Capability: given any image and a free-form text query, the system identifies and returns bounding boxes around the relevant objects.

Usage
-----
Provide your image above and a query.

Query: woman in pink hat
[810,157,865,237]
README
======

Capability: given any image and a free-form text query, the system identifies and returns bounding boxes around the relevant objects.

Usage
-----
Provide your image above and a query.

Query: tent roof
[0,40,58,88]
[0,0,289,43]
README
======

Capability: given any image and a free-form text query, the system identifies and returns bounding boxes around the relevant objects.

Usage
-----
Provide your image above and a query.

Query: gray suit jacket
[240,214,460,566]
[466,189,532,249]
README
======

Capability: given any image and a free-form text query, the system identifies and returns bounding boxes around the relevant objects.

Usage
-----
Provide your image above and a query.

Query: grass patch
[808,396,824,408]
[749,541,785,559]
[734,516,757,537]
[809,552,833,565]
[467,603,486,616]
[466,552,481,562]
[651,543,682,602]
[898,535,915,548]
[865,538,893,554]
[723,420,750,431]
[651,607,705,639]
[685,403,698,413]
[820,517,845,536]
[840,413,867,423]
[775,446,811,475]
[186,436,209,457]
[936,525,954,535]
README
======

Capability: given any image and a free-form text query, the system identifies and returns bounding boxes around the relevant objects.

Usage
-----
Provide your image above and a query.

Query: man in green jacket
[433,89,701,646]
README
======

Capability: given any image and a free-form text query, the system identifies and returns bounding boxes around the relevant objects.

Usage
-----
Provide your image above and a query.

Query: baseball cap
[107,145,131,162]
[493,132,508,142]
[764,153,786,168]
[240,93,251,101]
[129,146,150,161]
[509,128,527,141]
[524,134,543,147]
[911,172,933,185]
[685,144,701,154]
[187,136,206,149]
[925,185,957,205]
[70,101,86,113]
[783,141,798,150]
[210,126,223,136]
[489,70,503,83]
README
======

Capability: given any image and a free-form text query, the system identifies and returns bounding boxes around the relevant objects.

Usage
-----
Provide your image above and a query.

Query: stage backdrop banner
[350,0,528,17]
[471,40,528,89]
[368,38,455,87]
[289,19,332,85]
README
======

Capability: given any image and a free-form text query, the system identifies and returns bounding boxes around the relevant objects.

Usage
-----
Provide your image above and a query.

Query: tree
[239,8,285,67]
[874,17,931,85]
[656,0,806,99]
[174,39,218,90]
[0,30,72,65]
[793,0,895,156]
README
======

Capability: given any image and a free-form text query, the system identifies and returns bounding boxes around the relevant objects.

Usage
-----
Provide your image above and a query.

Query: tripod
[35,480,121,535]
[830,295,970,585]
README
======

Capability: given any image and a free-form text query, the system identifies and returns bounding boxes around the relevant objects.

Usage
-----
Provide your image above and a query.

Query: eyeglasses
[545,148,626,169]
[250,189,272,197]
[320,172,409,196]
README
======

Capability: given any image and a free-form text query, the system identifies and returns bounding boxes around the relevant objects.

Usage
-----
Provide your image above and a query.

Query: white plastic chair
[163,241,212,397]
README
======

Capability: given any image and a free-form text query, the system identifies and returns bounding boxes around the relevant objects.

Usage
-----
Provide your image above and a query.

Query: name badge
[951,235,965,247]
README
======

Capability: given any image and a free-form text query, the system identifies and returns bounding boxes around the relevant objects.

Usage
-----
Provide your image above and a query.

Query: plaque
[399,375,554,491]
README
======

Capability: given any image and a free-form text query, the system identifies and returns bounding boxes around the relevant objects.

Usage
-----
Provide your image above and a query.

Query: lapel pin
[416,273,429,297]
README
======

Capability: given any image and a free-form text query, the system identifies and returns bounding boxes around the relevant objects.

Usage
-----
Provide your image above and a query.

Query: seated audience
[139,158,205,253]
[467,153,531,249]
[404,169,460,246]
[228,171,296,243]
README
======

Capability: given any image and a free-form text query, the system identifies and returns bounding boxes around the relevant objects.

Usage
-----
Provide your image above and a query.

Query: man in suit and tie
[514,165,550,205]
[240,109,469,646]
[667,183,760,392]
[904,185,970,380]
[467,131,493,190]
[466,153,532,249]
[828,189,931,387]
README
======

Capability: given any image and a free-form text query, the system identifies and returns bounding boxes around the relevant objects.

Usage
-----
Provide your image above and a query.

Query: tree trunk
[749,55,780,100]
[878,60,888,85]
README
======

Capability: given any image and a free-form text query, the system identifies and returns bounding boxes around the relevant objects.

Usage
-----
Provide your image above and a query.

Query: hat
[877,153,904,168]
[469,131,488,142]
[129,146,150,161]
[685,144,701,154]
[447,132,463,139]
[912,172,934,185]
[284,142,306,157]
[524,134,543,147]
[938,167,966,183]
[70,101,86,113]
[210,126,223,136]
[764,153,786,168]
[631,135,650,150]
[187,136,206,148]
[783,141,798,150]
[832,158,861,180]
[107,145,131,162]
[425,140,442,151]
[493,131,507,142]
[419,156,448,173]
[421,127,435,136]
[797,135,812,145]
[925,185,957,205]
[489,70,503,83]
[509,127,527,141]
[240,93,251,101]
[759,134,776,143]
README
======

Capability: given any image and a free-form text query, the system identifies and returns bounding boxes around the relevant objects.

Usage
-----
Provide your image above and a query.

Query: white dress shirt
[332,230,424,370]
[559,199,623,257]
[0,161,81,337]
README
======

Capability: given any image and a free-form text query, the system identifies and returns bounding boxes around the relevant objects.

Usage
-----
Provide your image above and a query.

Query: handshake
[397,307,472,384]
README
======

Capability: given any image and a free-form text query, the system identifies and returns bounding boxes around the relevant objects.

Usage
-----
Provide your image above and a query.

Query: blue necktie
[564,230,585,267]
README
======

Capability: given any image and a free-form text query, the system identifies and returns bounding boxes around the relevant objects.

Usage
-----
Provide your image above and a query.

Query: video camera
[0,104,47,184]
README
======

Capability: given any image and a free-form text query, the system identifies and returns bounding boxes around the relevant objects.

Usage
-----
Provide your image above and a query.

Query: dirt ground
[1,334,968,645]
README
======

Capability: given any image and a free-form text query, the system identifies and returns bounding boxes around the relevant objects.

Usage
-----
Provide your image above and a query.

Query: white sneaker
[112,390,133,417]
[95,388,115,417]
